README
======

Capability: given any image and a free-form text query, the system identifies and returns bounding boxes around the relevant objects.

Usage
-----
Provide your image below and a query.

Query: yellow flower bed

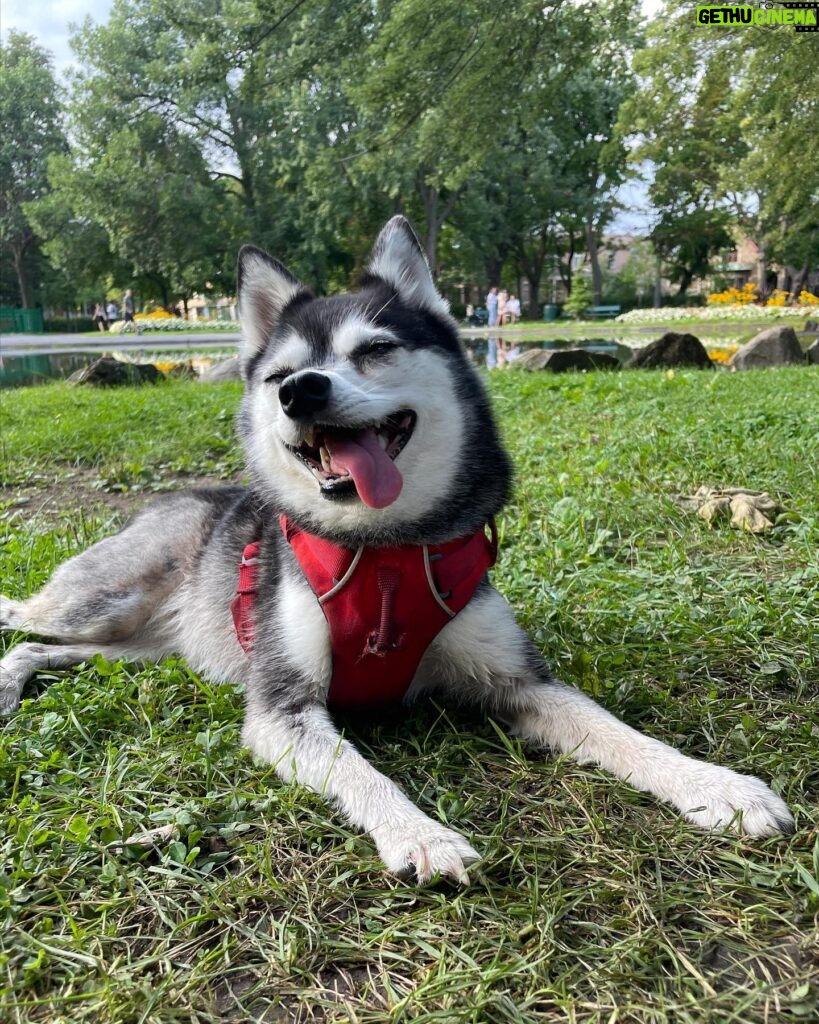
[707,282,758,305]
[135,309,180,320]
[708,285,819,308]
[765,288,789,307]
[707,346,739,365]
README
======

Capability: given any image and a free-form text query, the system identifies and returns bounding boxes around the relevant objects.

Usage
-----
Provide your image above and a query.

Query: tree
[0,31,67,307]
[729,29,819,298]
[32,117,238,309]
[620,9,741,298]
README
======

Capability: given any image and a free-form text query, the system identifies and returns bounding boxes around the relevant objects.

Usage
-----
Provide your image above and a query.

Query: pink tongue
[324,428,403,508]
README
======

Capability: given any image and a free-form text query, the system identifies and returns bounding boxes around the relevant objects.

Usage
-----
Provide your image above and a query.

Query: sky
[1,0,660,233]
[0,0,114,74]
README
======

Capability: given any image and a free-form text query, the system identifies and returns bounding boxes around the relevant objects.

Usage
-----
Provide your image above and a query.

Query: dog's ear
[237,245,306,366]
[365,216,450,317]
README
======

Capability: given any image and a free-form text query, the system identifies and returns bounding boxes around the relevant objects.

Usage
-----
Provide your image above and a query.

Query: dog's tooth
[320,445,332,471]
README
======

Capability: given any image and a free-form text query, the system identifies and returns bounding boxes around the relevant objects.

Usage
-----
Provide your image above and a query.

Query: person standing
[486,287,498,328]
[497,289,508,326]
[122,289,142,335]
[92,303,107,332]
[106,299,118,325]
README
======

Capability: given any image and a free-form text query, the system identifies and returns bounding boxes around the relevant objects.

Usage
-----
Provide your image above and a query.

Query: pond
[0,336,636,388]
[462,336,634,367]
[0,351,108,388]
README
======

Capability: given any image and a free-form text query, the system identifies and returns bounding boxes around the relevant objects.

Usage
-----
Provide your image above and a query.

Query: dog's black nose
[279,371,332,419]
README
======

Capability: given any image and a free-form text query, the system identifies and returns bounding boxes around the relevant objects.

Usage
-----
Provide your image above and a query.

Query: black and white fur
[0,217,794,883]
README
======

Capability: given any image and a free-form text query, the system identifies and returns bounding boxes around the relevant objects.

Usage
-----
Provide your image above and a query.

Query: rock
[199,356,242,381]
[515,348,620,372]
[729,326,805,370]
[629,332,713,369]
[67,356,163,386]
[807,339,819,364]
[803,320,818,333]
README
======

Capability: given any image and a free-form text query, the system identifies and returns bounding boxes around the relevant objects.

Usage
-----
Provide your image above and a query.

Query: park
[1,2,818,1022]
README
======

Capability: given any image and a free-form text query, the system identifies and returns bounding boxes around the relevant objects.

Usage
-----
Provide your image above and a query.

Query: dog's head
[237,216,511,545]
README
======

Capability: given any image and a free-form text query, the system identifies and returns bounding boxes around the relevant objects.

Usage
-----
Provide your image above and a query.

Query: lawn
[1,368,817,1023]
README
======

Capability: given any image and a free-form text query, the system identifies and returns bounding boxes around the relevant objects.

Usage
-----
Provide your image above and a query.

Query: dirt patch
[1,467,245,525]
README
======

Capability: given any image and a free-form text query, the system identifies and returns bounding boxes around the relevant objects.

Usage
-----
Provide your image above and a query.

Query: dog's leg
[244,572,480,883]
[0,493,236,711]
[424,586,794,836]
[0,493,224,646]
[242,699,480,883]
[0,641,148,715]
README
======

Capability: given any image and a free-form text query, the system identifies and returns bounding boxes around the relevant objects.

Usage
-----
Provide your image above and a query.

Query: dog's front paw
[0,643,34,715]
[681,766,794,837]
[373,819,480,884]
[0,595,25,632]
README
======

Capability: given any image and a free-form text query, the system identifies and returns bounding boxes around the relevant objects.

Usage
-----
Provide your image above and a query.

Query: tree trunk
[484,255,502,290]
[12,239,32,308]
[528,276,540,319]
[756,240,768,296]
[418,178,463,279]
[790,260,809,302]
[558,235,576,298]
[418,179,440,277]
[677,266,693,298]
[653,254,662,307]
[585,219,603,304]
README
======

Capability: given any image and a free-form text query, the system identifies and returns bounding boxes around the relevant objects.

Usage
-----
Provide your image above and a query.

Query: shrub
[43,317,95,333]
[564,278,593,320]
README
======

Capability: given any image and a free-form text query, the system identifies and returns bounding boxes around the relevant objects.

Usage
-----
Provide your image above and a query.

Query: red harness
[232,516,497,708]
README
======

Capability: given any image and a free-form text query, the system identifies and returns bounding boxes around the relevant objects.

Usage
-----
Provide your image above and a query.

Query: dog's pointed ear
[237,245,306,365]
[365,216,450,317]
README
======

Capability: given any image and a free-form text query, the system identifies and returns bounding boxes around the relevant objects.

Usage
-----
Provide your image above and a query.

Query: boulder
[629,332,713,369]
[806,338,819,365]
[803,320,818,333]
[515,348,620,372]
[729,326,805,370]
[67,356,163,386]
[199,355,242,381]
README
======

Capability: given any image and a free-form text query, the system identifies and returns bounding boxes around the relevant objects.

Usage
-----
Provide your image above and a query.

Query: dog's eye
[358,341,394,360]
[264,368,293,385]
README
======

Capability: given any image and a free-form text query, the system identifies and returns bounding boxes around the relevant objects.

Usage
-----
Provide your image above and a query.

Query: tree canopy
[2,0,817,311]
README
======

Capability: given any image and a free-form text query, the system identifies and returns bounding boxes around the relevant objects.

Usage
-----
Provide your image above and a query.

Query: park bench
[586,305,621,319]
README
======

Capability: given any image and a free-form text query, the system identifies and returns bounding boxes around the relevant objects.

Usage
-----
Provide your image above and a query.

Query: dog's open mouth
[285,410,416,509]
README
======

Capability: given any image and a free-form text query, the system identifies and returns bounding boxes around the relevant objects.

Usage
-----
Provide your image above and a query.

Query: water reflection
[0,352,105,388]
[463,337,633,368]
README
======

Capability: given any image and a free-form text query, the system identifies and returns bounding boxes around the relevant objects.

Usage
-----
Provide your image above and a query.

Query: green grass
[1,369,818,1023]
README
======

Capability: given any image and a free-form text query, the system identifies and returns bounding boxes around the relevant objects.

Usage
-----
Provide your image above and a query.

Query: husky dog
[0,218,794,882]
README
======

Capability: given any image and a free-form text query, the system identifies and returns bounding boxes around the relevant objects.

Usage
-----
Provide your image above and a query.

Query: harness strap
[231,541,260,653]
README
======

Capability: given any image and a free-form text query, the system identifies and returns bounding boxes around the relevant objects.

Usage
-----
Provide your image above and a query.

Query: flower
[615,305,808,324]
[707,283,759,306]
[108,317,238,334]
